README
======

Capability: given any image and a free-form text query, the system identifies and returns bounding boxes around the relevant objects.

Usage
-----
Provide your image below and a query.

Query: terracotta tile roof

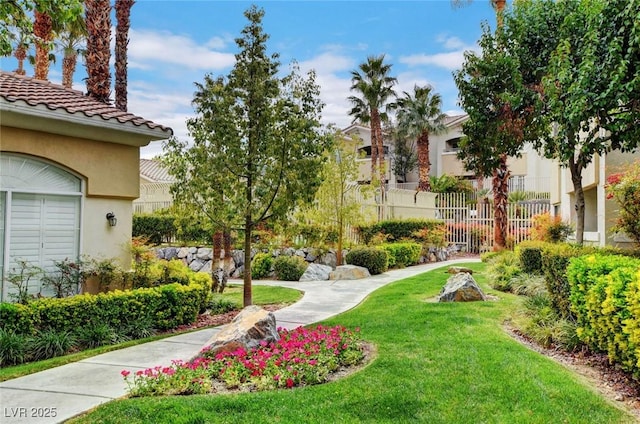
[0,71,172,135]
[140,158,174,182]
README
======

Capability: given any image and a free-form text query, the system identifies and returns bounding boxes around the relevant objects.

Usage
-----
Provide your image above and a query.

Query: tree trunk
[569,160,585,245]
[370,109,379,185]
[62,52,77,89]
[417,131,431,191]
[115,0,134,111]
[85,0,112,103]
[493,154,510,250]
[243,218,253,307]
[13,45,27,76]
[34,11,53,81]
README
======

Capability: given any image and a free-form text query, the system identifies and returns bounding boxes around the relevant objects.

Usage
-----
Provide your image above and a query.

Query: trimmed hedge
[540,243,595,319]
[132,215,177,245]
[567,254,640,378]
[0,263,211,335]
[345,247,388,275]
[356,219,444,245]
[515,240,547,274]
[251,253,273,279]
[379,242,421,268]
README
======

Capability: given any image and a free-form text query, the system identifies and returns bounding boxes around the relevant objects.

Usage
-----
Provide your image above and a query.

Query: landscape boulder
[447,266,474,275]
[329,265,370,280]
[299,263,333,281]
[201,305,279,356]
[438,272,487,302]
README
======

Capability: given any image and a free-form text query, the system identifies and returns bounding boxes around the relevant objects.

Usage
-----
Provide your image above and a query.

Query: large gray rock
[299,263,333,281]
[330,265,370,280]
[196,247,212,260]
[448,266,474,275]
[189,259,205,272]
[438,273,487,302]
[177,247,190,259]
[319,251,337,268]
[232,250,245,268]
[164,247,178,261]
[201,305,279,356]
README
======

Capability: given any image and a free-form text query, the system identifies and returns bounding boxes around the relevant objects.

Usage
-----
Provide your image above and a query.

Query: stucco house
[347,114,553,194]
[0,71,172,301]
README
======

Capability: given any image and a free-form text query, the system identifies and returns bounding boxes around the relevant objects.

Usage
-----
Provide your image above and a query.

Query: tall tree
[396,85,446,192]
[115,0,134,111]
[163,6,330,307]
[1,0,32,57]
[452,0,509,249]
[12,30,29,76]
[85,0,111,103]
[348,55,397,194]
[537,0,639,244]
[390,130,417,184]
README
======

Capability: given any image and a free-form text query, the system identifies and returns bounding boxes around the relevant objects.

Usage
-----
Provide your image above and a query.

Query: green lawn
[70,262,634,424]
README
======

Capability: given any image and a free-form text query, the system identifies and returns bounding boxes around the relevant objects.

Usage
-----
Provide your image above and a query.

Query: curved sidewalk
[0,258,479,423]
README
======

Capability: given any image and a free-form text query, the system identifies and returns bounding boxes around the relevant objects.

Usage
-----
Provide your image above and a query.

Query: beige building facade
[0,72,172,301]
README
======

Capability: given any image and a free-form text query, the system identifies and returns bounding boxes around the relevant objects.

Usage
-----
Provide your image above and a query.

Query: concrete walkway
[0,259,479,423]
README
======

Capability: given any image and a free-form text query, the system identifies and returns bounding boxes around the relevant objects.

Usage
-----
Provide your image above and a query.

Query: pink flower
[121,370,130,378]
[286,378,294,388]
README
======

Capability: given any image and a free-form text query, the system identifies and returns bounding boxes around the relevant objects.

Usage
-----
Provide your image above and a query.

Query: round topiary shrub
[273,255,308,281]
[345,247,388,275]
[251,252,274,279]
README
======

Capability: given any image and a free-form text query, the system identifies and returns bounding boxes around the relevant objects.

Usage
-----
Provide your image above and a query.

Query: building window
[445,138,460,152]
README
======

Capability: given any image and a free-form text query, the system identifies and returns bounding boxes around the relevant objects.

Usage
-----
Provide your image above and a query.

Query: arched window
[0,154,82,301]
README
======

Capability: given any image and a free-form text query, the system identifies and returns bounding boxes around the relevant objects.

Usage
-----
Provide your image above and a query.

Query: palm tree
[54,10,86,89]
[85,0,112,103]
[12,31,29,76]
[348,55,397,192]
[453,0,509,250]
[33,6,53,80]
[396,85,446,192]
[115,0,134,111]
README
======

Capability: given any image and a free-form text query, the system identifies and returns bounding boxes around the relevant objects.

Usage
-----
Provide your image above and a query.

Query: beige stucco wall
[1,126,140,199]
[83,197,133,269]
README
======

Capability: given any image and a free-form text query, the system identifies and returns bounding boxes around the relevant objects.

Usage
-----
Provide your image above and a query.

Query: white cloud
[436,34,466,50]
[399,51,467,71]
[128,29,236,71]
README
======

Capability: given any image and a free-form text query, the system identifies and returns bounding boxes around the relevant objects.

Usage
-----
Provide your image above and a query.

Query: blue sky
[2,1,501,158]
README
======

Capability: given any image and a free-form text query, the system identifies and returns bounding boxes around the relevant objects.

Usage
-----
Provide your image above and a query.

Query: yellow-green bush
[567,254,640,378]
[379,242,422,268]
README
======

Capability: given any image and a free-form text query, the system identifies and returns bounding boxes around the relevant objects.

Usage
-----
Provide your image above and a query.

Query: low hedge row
[356,219,444,245]
[0,265,211,335]
[567,254,640,378]
[379,242,421,268]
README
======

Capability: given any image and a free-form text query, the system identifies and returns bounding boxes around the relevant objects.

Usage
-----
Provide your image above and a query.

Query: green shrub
[207,297,240,314]
[541,243,595,319]
[480,251,501,263]
[516,240,547,274]
[251,253,274,279]
[0,329,31,366]
[273,255,308,281]
[345,247,388,275]
[0,269,211,337]
[567,254,640,377]
[485,250,521,292]
[30,329,76,361]
[356,219,444,245]
[75,323,121,349]
[132,214,177,245]
[379,243,421,268]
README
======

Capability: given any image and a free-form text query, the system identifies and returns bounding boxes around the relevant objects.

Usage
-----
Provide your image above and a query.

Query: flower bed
[122,325,365,396]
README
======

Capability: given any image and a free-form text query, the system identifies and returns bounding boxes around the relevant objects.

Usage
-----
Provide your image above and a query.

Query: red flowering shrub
[122,325,364,396]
